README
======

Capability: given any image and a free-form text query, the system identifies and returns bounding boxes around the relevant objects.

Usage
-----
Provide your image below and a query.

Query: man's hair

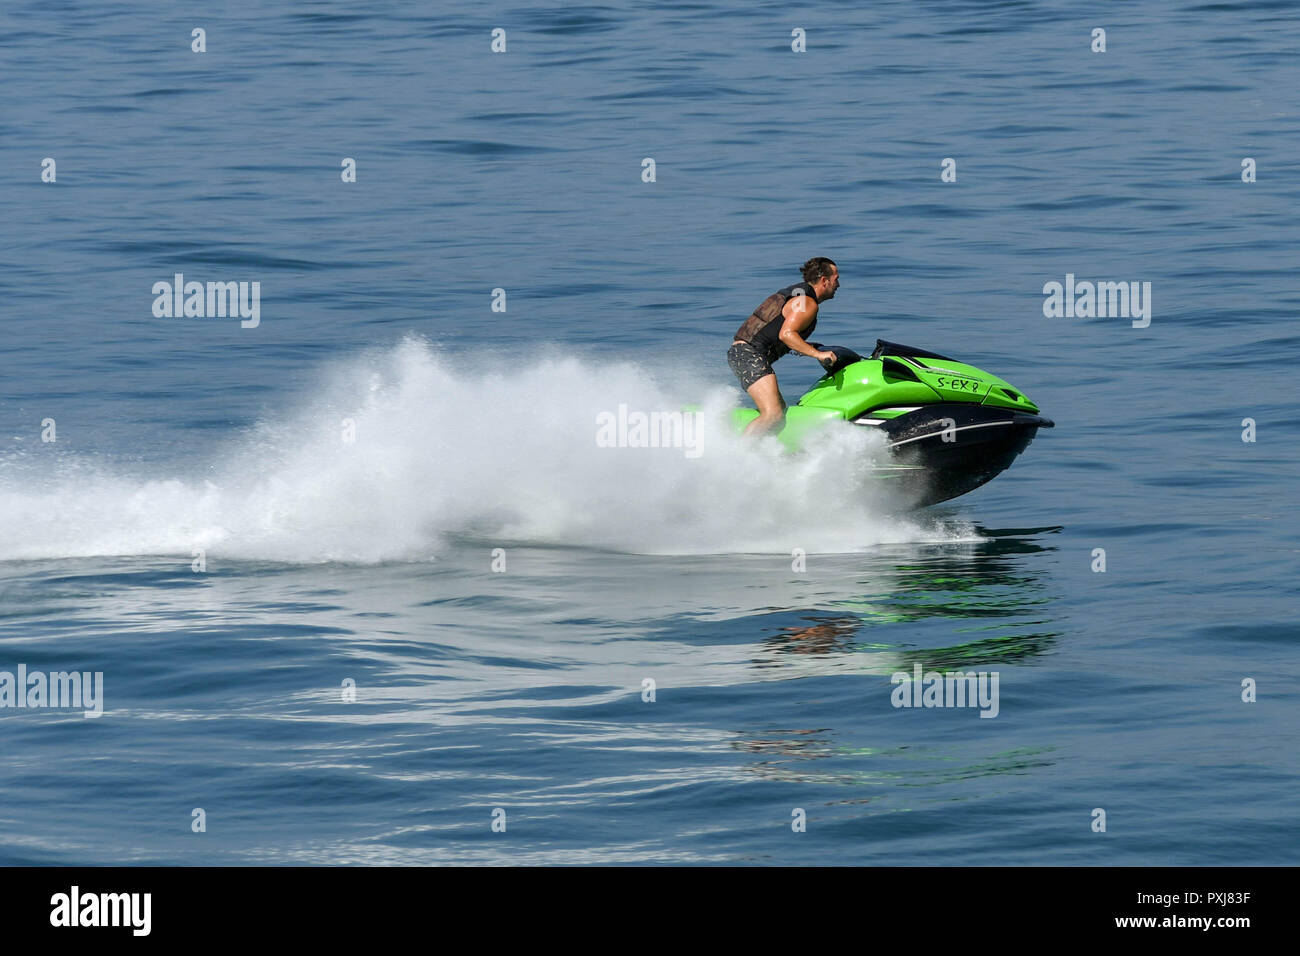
[801,257,837,283]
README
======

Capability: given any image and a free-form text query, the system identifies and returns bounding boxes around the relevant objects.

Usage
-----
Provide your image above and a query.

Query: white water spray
[0,337,972,562]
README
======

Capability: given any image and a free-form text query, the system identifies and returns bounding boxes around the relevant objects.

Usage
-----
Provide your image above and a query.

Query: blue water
[1,0,1297,864]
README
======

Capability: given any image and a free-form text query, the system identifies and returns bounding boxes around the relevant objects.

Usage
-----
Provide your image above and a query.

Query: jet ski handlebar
[808,343,865,374]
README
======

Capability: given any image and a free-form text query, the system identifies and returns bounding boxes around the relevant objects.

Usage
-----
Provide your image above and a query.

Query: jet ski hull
[864,404,1055,507]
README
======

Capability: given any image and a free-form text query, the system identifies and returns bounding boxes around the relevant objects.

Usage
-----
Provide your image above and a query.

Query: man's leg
[743,373,786,436]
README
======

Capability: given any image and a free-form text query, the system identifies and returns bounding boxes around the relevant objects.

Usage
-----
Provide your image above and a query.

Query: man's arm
[778,297,835,362]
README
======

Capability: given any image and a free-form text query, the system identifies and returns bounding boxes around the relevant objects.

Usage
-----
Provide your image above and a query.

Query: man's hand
[817,350,838,369]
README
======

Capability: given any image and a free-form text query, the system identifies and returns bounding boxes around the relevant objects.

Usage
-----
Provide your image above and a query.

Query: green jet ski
[732,340,1054,507]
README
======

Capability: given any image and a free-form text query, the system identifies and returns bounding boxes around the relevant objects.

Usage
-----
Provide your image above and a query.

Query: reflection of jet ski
[732,340,1054,507]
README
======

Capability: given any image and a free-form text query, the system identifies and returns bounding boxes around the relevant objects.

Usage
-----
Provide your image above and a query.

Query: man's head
[802,256,839,300]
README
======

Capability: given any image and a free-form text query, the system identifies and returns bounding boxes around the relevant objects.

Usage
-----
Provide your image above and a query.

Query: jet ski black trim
[879,356,922,381]
[869,339,959,363]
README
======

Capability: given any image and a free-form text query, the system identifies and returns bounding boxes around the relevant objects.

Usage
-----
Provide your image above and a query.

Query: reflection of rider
[728,257,840,436]
[775,617,860,655]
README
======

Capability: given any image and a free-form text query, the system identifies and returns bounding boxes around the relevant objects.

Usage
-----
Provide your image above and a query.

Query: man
[728,257,840,436]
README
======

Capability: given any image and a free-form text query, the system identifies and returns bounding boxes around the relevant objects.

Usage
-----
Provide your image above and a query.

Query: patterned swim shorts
[727,341,775,390]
